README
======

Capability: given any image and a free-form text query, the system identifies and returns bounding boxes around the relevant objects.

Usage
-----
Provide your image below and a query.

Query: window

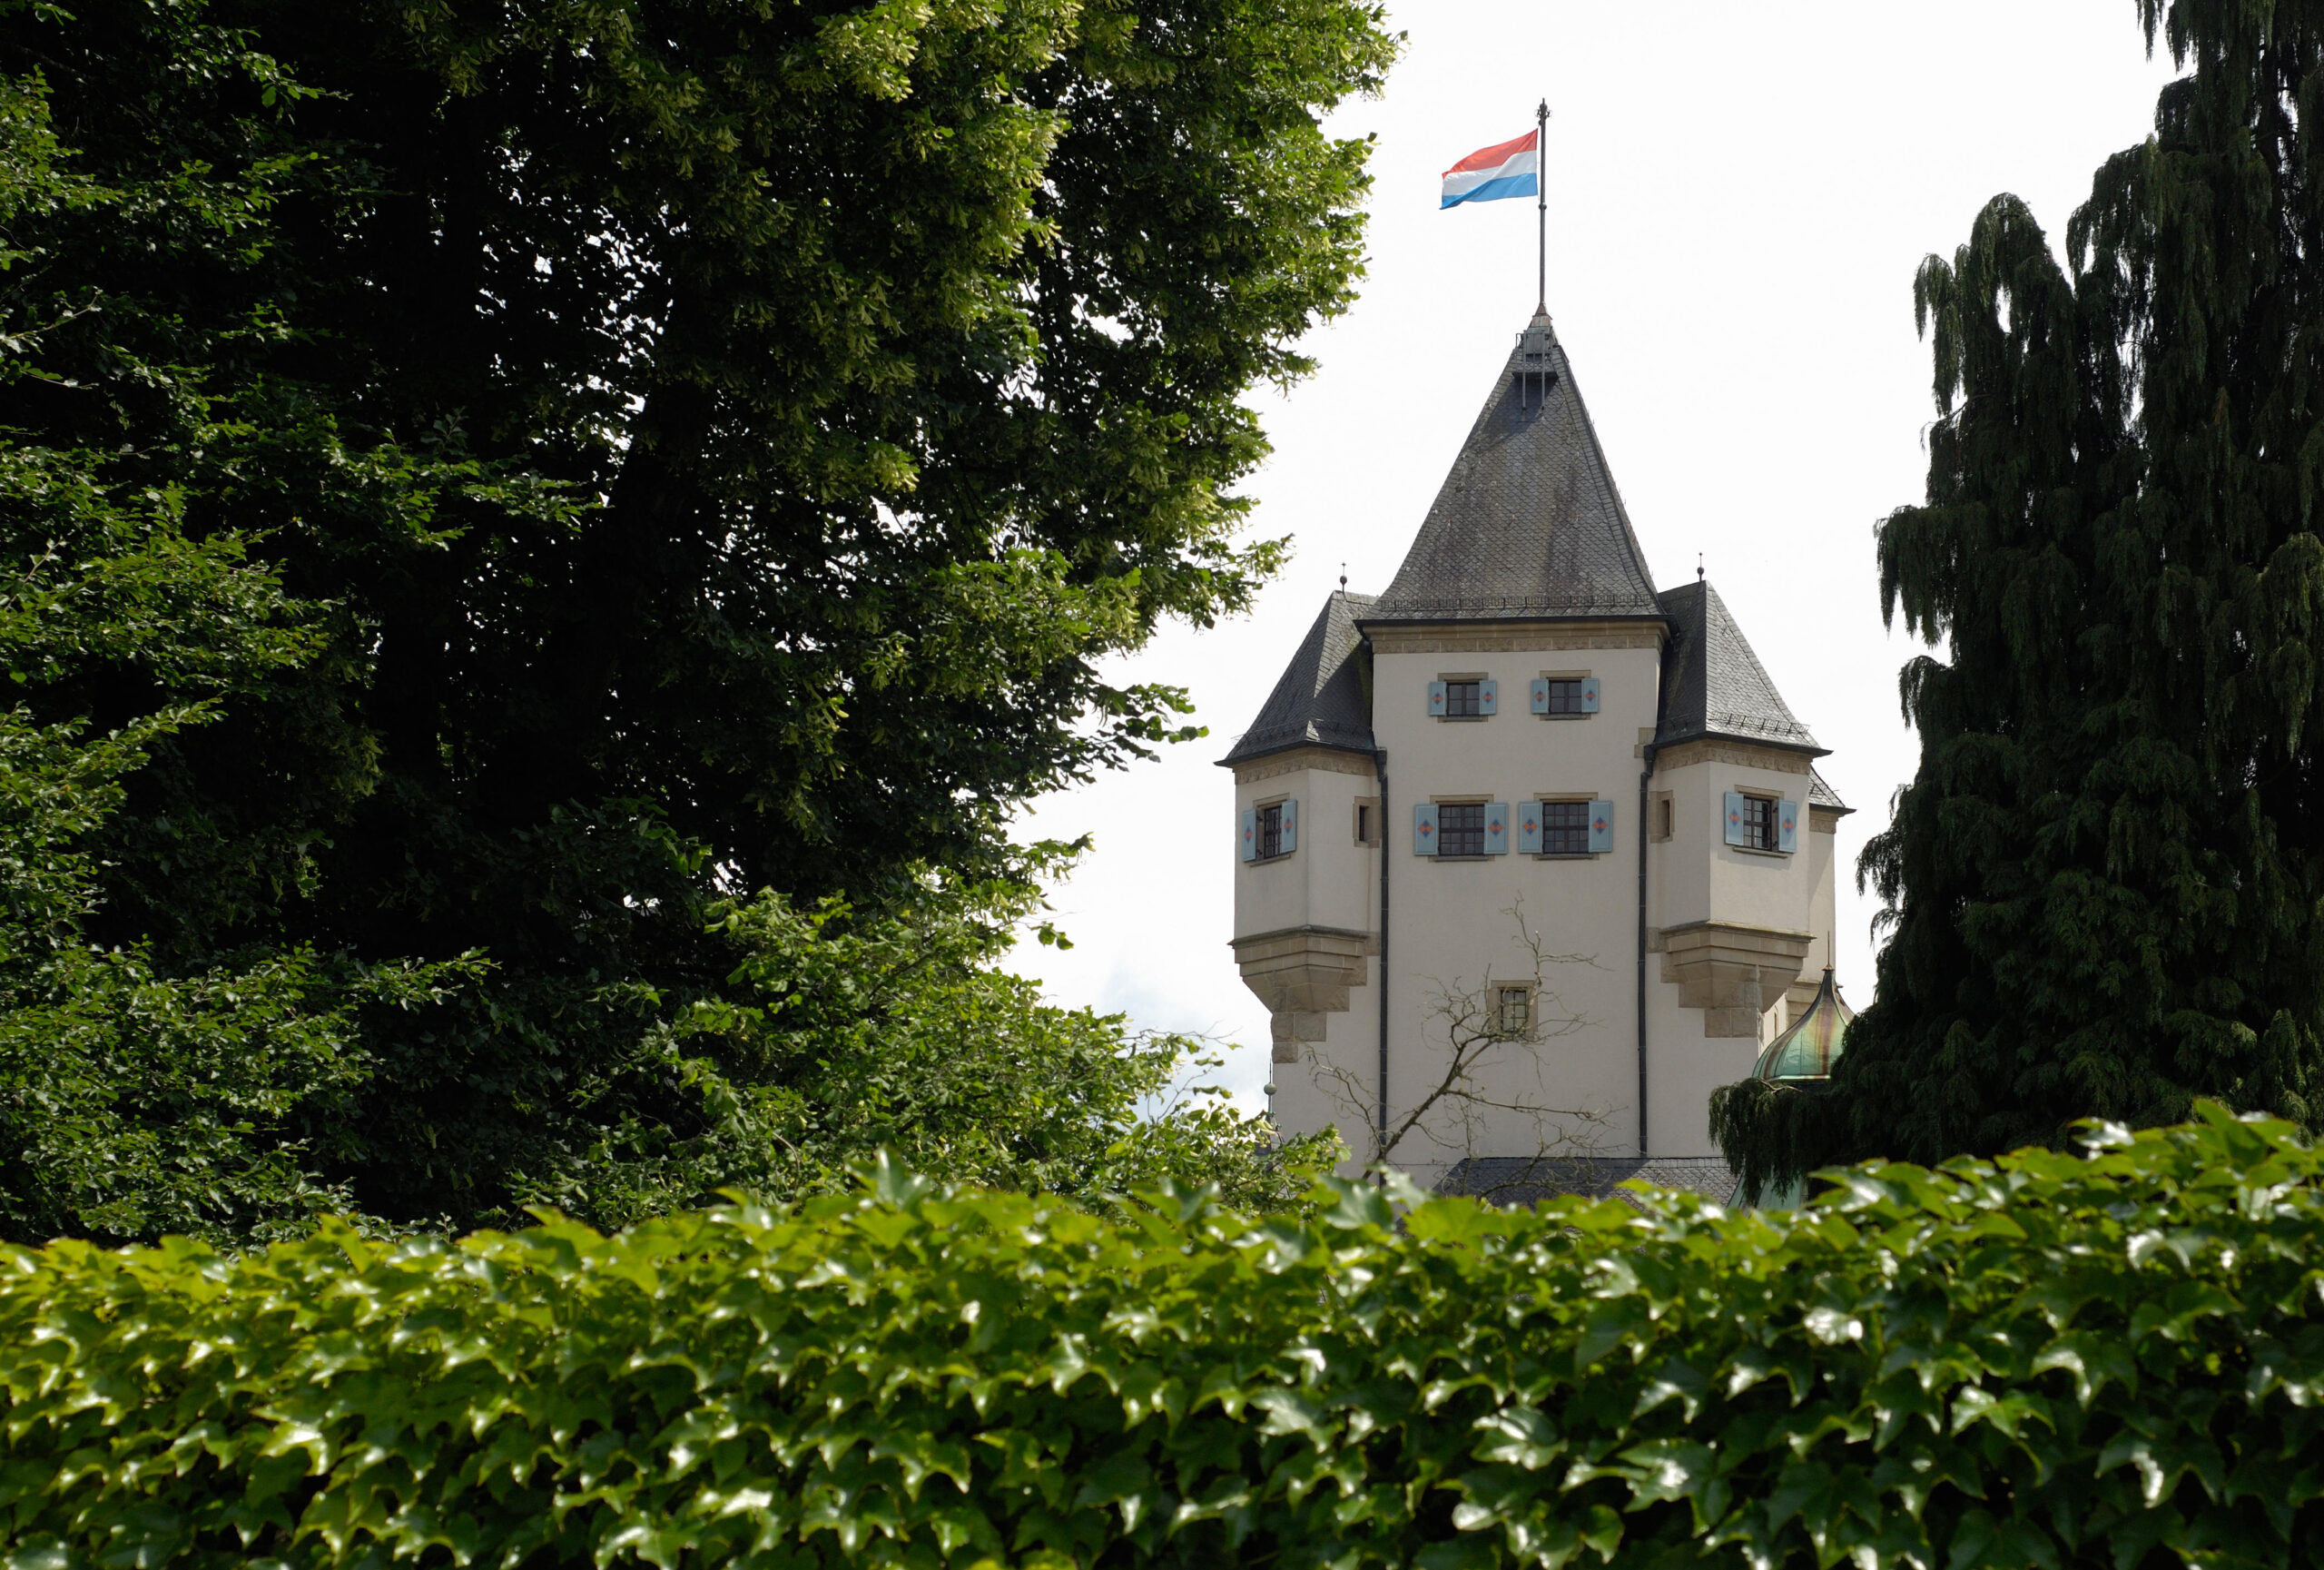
[1542,678,1586,715]
[1437,801,1486,856]
[1496,986,1531,1036]
[1356,804,1369,844]
[1655,795,1673,841]
[1740,794,1777,851]
[1256,802,1285,859]
[1443,679,1483,717]
[1540,800,1590,855]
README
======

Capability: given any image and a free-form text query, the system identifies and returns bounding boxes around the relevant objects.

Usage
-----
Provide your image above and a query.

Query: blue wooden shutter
[1239,807,1256,862]
[1484,803,1509,854]
[1427,680,1447,716]
[1588,799,1616,854]
[1529,677,1549,715]
[1516,800,1542,854]
[1723,792,1748,846]
[1778,797,1798,854]
[1479,679,1499,716]
[1413,802,1439,854]
[1279,797,1298,854]
[1580,676,1601,714]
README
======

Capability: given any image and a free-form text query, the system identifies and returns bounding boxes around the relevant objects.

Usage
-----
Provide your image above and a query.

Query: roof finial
[1338,563,1347,595]
[1697,552,1705,586]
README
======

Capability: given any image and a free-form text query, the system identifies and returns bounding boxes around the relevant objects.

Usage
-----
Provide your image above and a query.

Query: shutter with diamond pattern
[1723,791,1748,846]
[1280,797,1298,854]
[1239,807,1256,862]
[1483,803,1509,854]
[1588,799,1616,854]
[1778,798,1798,854]
[1516,801,1542,854]
[1413,802,1438,854]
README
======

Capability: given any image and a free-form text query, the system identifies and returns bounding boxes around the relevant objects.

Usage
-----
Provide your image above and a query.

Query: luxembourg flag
[1441,130,1539,208]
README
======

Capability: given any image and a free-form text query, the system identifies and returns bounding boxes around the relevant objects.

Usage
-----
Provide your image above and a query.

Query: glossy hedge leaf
[10,1107,2324,1565]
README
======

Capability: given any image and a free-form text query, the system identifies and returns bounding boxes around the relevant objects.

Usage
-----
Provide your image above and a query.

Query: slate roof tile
[1364,311,1663,623]
[1653,579,1824,755]
[1219,592,1376,766]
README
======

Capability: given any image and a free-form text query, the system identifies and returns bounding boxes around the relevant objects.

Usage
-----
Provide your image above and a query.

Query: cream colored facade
[1222,313,1846,1193]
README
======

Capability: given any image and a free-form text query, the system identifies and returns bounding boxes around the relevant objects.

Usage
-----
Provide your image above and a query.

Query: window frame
[1255,800,1285,860]
[1436,800,1488,858]
[1538,798,1591,856]
[1493,984,1532,1038]
[1443,678,1483,718]
[1739,793,1778,853]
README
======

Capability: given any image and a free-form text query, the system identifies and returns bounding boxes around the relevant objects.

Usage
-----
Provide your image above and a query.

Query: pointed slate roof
[1364,311,1662,624]
[1652,579,1826,756]
[1219,592,1376,767]
[1808,767,1849,814]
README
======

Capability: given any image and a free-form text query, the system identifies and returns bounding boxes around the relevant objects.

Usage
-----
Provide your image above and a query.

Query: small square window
[1443,679,1483,717]
[1256,802,1285,859]
[1496,986,1531,1036]
[1540,800,1590,855]
[1542,678,1586,715]
[1740,795,1777,852]
[1437,801,1485,856]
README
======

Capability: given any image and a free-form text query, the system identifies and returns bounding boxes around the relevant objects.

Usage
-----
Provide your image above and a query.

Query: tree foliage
[1719,0,2324,1195]
[0,0,1394,1231]
[9,1106,2324,1567]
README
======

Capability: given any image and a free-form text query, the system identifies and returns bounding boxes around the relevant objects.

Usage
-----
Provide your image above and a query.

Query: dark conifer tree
[1717,0,2324,1196]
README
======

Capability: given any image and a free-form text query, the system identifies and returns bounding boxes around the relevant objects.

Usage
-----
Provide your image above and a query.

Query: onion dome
[1750,967,1855,1081]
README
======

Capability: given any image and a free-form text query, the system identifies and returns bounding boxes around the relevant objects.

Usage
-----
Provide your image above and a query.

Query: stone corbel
[1658,920,1814,1038]
[1230,924,1374,1062]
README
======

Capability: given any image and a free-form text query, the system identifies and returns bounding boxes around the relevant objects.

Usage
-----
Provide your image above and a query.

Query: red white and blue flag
[1441,130,1540,209]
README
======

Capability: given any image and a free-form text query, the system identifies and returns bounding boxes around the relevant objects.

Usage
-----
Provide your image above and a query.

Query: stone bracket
[1231,924,1374,1062]
[1657,920,1813,1038]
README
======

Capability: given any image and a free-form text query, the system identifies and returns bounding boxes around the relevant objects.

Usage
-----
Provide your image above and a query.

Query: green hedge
[7,1105,2324,1568]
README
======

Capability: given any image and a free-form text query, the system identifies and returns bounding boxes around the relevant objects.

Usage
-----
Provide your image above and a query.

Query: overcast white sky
[1004,1,2181,1111]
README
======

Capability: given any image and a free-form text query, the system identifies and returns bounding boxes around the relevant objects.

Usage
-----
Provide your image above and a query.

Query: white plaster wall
[1270,956,1383,1175]
[1697,758,1821,937]
[1806,816,1839,975]
[1363,638,1665,1175]
[1250,651,1846,1175]
[1231,760,1376,942]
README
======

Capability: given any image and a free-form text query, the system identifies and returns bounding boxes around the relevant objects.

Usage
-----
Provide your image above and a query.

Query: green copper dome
[1750,968,1855,1081]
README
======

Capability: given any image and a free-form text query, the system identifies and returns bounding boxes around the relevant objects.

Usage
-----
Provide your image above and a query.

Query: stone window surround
[1730,786,1790,858]
[1250,791,1293,864]
[1428,793,1492,861]
[1491,981,1536,1037]
[1435,669,1490,721]
[1536,667,1593,721]
[1528,792,1601,859]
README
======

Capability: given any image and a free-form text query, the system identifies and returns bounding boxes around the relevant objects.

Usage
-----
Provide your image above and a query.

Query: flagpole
[1535,97,1550,313]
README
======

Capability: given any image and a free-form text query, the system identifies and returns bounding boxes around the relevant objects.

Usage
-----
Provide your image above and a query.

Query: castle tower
[1221,310,1849,1200]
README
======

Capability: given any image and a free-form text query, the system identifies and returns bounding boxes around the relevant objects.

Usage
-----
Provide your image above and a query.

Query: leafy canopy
[0,0,1396,1232]
[1719,0,2324,1196]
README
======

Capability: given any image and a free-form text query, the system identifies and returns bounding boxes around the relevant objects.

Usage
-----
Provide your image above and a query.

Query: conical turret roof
[1364,311,1662,624]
